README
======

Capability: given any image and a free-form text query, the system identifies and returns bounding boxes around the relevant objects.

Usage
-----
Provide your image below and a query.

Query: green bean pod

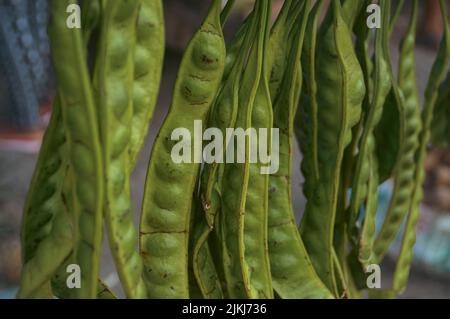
[140,0,225,298]
[81,0,101,47]
[220,0,236,26]
[373,0,422,263]
[296,0,323,200]
[431,72,450,147]
[46,0,104,298]
[358,155,379,265]
[95,0,146,299]
[267,0,293,100]
[341,0,367,30]
[129,0,165,168]
[17,201,73,298]
[269,0,332,299]
[18,101,71,298]
[242,0,273,298]
[220,0,267,298]
[51,256,117,299]
[393,0,450,293]
[192,6,260,299]
[299,1,365,294]
[348,0,392,250]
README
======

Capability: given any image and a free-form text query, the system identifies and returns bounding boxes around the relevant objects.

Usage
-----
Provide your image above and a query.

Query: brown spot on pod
[192,32,223,70]
[181,75,211,104]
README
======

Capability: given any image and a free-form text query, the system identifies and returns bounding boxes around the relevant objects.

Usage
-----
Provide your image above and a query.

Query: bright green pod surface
[95,0,146,299]
[140,0,225,298]
[269,0,332,299]
[18,101,71,298]
[129,0,165,168]
[46,0,104,299]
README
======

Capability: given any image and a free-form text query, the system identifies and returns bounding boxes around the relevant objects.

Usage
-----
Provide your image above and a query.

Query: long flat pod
[348,0,392,258]
[129,0,165,168]
[242,0,273,299]
[296,0,323,200]
[51,256,117,299]
[140,0,225,298]
[18,101,71,298]
[267,0,294,100]
[373,0,408,184]
[431,71,450,147]
[373,0,422,263]
[192,5,261,299]
[95,0,146,299]
[45,0,104,298]
[220,0,266,299]
[268,0,332,299]
[299,1,365,294]
[48,6,107,298]
[393,0,450,294]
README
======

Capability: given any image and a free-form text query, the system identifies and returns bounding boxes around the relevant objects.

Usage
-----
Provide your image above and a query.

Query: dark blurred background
[0,0,450,298]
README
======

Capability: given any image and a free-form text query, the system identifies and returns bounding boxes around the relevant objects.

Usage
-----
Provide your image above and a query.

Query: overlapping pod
[140,0,225,298]
[431,72,450,147]
[51,257,117,299]
[80,0,101,47]
[17,101,70,298]
[242,0,273,299]
[268,0,331,299]
[299,1,365,294]
[95,0,146,299]
[48,3,106,299]
[296,0,323,200]
[373,0,422,263]
[192,4,258,299]
[129,0,165,168]
[373,0,406,186]
[19,0,106,299]
[219,0,268,298]
[393,0,450,294]
[348,0,392,265]
[45,0,104,299]
[267,0,293,99]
